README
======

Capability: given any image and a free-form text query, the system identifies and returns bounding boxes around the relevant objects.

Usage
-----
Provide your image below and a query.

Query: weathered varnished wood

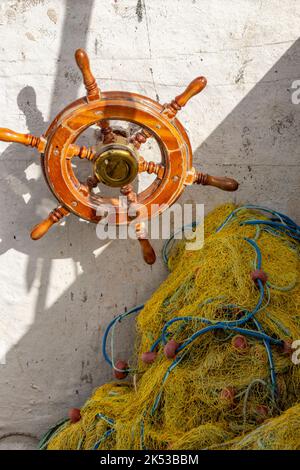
[120,184,138,205]
[121,185,156,262]
[86,175,99,188]
[130,77,206,149]
[75,49,100,101]
[42,91,192,223]
[130,128,151,149]
[163,76,207,119]
[68,143,96,160]
[193,171,239,191]
[138,157,165,179]
[135,223,156,265]
[0,47,239,265]
[30,206,69,240]
[175,77,207,107]
[120,185,139,220]
[0,128,46,152]
[99,120,116,144]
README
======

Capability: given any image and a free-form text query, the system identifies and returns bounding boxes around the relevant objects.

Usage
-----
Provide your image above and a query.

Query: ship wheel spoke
[193,170,238,191]
[138,156,165,180]
[129,127,152,149]
[0,128,46,152]
[135,222,156,265]
[86,175,99,189]
[120,184,156,265]
[120,184,138,206]
[129,77,207,150]
[30,206,69,240]
[162,76,207,119]
[67,143,96,160]
[75,49,101,101]
[97,119,116,144]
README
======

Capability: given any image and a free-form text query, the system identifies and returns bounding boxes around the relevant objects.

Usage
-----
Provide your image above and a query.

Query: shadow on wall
[0,0,114,437]
[0,8,299,439]
[184,38,300,221]
[0,0,166,439]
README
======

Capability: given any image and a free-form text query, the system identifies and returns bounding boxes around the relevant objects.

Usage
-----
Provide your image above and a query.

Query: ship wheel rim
[42,91,192,224]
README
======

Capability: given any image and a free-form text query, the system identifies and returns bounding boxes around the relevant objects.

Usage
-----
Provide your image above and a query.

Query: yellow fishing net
[42,203,300,450]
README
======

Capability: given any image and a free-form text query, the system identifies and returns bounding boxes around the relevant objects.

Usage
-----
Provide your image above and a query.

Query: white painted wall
[0,0,299,443]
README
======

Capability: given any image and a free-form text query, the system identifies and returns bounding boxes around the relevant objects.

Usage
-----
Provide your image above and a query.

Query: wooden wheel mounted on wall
[0,49,238,264]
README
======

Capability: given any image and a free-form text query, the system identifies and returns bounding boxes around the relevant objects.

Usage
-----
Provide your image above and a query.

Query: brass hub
[94,144,138,187]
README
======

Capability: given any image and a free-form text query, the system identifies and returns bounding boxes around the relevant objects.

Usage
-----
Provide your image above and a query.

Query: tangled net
[42,203,300,450]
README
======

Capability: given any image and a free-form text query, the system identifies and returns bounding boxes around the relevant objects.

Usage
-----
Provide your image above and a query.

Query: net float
[141,351,157,364]
[68,408,81,423]
[113,360,129,380]
[164,339,180,359]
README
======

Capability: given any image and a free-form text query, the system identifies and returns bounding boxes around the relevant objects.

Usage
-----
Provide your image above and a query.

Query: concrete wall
[0,0,299,443]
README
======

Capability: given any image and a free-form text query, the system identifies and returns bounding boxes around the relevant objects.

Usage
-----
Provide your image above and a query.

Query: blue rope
[160,293,264,344]
[170,238,267,344]
[156,238,264,346]
[242,205,299,229]
[151,351,187,415]
[162,221,199,265]
[216,205,300,241]
[95,413,115,426]
[150,334,164,352]
[93,428,115,450]
[149,228,283,413]
[100,204,297,432]
[244,237,262,269]
[252,318,277,397]
[241,220,300,241]
[140,418,146,450]
[177,324,282,353]
[102,304,144,367]
[150,323,282,413]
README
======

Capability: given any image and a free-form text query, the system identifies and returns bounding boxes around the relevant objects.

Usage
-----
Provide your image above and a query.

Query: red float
[113,360,129,379]
[141,351,158,364]
[68,408,81,423]
[164,339,180,359]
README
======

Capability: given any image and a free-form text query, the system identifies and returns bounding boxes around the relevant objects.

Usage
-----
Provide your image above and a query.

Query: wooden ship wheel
[0,49,238,264]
